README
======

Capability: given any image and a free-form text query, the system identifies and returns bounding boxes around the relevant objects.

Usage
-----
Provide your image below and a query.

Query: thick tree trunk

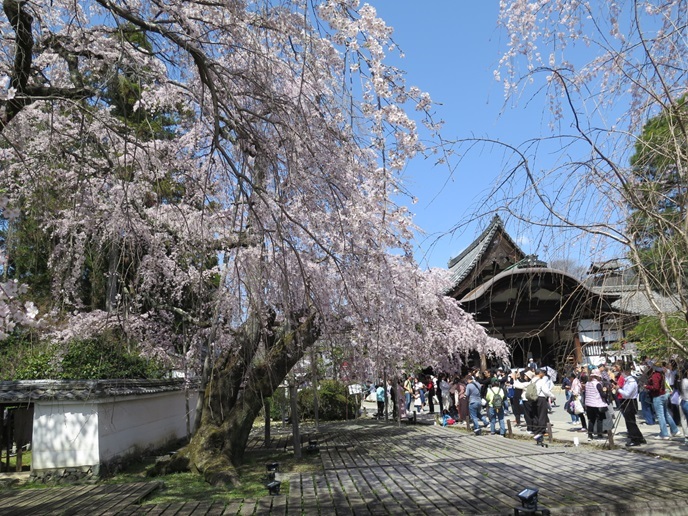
[105,242,119,312]
[149,310,319,487]
[264,398,271,447]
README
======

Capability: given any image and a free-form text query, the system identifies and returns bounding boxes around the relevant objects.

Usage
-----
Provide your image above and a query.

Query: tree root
[146,433,240,489]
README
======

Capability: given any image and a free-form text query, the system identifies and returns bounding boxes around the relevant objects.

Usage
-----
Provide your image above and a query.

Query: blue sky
[367,1,592,270]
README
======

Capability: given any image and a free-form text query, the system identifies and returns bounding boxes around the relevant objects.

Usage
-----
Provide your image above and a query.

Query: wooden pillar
[383,370,389,421]
[574,333,583,366]
[281,385,287,428]
[264,398,271,447]
[290,383,301,459]
[311,347,319,431]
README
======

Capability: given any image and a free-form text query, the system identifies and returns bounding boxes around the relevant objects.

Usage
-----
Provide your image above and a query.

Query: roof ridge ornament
[506,254,547,271]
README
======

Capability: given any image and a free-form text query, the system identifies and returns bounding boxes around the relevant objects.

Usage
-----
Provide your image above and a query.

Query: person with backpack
[477,370,494,426]
[522,369,537,434]
[646,361,679,440]
[485,377,507,436]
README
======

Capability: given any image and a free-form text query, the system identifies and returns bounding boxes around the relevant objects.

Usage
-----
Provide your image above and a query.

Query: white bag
[573,399,584,415]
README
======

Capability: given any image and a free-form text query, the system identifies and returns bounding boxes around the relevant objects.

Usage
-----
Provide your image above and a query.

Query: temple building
[445,216,675,370]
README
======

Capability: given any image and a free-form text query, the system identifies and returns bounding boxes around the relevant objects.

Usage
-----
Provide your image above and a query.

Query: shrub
[2,330,167,380]
[297,379,357,421]
[59,338,166,379]
[268,386,289,421]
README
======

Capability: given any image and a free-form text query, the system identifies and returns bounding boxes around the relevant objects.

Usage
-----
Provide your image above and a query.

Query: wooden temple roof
[446,215,525,300]
[445,216,622,338]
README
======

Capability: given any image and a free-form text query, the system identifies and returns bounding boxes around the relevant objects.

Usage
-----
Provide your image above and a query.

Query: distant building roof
[588,259,627,274]
[609,289,682,316]
[585,261,682,316]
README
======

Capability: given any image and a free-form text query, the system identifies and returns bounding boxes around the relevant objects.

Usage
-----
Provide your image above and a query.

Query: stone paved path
[3,420,688,514]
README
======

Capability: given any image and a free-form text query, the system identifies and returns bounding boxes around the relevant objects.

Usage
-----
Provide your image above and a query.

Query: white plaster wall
[97,390,198,462]
[31,389,198,471]
[32,402,100,470]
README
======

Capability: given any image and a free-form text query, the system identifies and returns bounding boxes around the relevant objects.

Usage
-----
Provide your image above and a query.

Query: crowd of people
[561,358,688,446]
[373,356,688,447]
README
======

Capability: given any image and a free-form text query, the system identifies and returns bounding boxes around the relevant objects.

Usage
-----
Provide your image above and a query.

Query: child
[414,391,423,413]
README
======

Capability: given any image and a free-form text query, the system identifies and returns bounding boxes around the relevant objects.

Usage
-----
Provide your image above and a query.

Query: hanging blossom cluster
[0,276,39,340]
[0,196,40,339]
[496,0,688,131]
[336,262,509,377]
[488,0,688,270]
[0,0,506,371]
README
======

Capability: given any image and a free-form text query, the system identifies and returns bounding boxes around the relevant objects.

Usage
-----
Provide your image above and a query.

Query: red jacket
[645,370,665,397]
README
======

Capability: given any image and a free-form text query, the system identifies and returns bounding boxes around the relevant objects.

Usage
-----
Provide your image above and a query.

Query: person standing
[562,373,572,403]
[440,375,451,413]
[679,365,688,445]
[666,360,680,424]
[415,377,426,410]
[389,379,398,419]
[646,361,679,440]
[616,364,646,447]
[570,372,587,431]
[503,369,514,415]
[637,358,656,425]
[426,375,436,414]
[375,383,386,418]
[403,376,414,412]
[533,368,554,440]
[522,370,537,434]
[476,370,492,426]
[435,373,445,414]
[585,369,609,441]
[465,374,483,436]
[565,372,579,425]
[486,377,507,436]
[511,370,528,427]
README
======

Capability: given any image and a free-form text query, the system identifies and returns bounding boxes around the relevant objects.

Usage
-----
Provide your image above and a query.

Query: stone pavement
[361,387,688,460]
[3,413,688,515]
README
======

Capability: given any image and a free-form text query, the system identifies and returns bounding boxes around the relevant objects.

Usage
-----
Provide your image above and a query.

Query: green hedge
[297,380,358,421]
[2,331,167,380]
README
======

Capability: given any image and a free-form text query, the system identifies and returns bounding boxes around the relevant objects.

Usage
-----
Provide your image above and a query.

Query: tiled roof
[587,272,682,316]
[0,378,199,404]
[609,289,682,316]
[445,215,524,293]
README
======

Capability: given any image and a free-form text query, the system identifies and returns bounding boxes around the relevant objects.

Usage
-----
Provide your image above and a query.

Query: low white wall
[98,389,197,463]
[31,389,197,472]
[32,402,100,471]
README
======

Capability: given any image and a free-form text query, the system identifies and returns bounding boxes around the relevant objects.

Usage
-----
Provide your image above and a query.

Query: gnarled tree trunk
[150,310,318,487]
